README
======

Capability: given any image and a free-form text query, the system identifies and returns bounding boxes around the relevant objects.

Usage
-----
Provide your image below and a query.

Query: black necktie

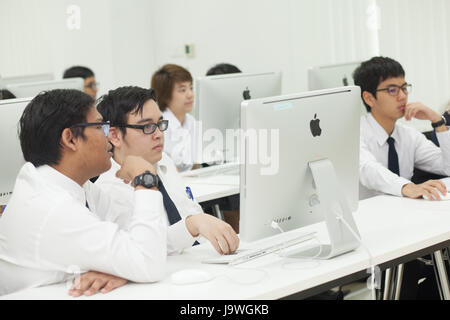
[387,137,400,176]
[158,178,182,225]
[158,177,199,246]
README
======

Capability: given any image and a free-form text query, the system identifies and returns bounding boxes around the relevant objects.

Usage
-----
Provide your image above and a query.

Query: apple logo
[243,87,251,100]
[342,76,349,86]
[310,114,322,137]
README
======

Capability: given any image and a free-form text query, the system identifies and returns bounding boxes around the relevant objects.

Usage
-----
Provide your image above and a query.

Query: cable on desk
[270,220,324,270]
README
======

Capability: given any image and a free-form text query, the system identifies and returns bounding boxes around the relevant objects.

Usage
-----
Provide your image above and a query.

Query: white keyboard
[181,162,239,177]
[202,230,316,265]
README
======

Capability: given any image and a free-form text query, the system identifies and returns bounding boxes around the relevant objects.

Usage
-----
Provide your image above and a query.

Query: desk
[1,195,450,300]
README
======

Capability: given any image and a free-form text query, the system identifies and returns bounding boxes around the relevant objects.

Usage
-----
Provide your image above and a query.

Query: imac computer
[0,98,31,206]
[0,73,54,89]
[307,61,366,116]
[239,86,361,259]
[194,72,282,164]
[6,78,84,98]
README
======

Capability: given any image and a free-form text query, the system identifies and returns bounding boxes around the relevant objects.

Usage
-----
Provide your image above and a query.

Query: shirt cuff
[392,177,412,197]
[133,189,164,219]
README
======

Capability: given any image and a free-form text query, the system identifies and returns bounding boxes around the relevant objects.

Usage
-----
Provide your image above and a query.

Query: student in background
[354,56,449,299]
[63,66,98,100]
[151,64,197,172]
[355,57,450,200]
[95,86,239,255]
[0,89,167,296]
[0,89,16,100]
[206,63,242,76]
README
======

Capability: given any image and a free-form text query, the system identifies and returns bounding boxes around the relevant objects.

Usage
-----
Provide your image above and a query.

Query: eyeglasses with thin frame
[115,120,168,135]
[85,82,99,90]
[376,83,412,97]
[71,121,110,137]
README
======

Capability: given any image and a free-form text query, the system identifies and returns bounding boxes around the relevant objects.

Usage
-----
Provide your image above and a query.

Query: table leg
[433,250,450,300]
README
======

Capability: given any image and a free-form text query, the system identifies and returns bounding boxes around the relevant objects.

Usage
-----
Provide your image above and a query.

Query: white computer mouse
[170,269,214,285]
[422,192,450,201]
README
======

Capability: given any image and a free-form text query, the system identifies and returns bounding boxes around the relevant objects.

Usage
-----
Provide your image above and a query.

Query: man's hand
[186,213,239,255]
[116,155,156,187]
[401,180,447,200]
[404,102,441,122]
[68,271,128,297]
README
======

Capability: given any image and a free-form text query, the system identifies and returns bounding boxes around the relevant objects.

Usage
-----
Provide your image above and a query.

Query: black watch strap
[431,116,446,128]
[133,171,159,189]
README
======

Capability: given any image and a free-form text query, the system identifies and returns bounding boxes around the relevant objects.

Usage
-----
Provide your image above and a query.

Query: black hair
[206,63,242,76]
[19,89,94,167]
[97,86,157,138]
[63,66,95,80]
[353,56,405,112]
[0,89,16,100]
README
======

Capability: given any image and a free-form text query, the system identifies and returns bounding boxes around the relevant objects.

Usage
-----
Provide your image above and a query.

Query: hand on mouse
[401,180,447,200]
[185,213,239,255]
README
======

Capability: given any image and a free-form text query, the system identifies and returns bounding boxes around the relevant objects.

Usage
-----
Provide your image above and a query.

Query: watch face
[143,174,154,185]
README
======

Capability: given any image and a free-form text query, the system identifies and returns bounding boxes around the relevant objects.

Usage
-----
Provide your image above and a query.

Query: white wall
[0,0,154,97]
[149,0,377,94]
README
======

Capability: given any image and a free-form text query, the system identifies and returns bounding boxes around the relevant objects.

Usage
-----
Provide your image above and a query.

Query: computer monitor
[0,73,54,88]
[239,86,361,259]
[6,78,84,98]
[194,72,282,163]
[0,98,31,206]
[308,62,366,116]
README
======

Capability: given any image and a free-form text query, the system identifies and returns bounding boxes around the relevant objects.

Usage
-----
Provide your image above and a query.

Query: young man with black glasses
[354,56,450,299]
[0,89,168,296]
[95,86,239,256]
[354,56,450,200]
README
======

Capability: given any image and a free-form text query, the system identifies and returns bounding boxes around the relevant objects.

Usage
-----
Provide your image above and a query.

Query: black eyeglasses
[115,120,168,135]
[71,121,110,137]
[376,84,412,97]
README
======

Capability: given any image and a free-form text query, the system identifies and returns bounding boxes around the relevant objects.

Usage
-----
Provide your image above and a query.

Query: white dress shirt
[359,113,450,199]
[163,108,197,172]
[95,153,203,255]
[0,163,167,295]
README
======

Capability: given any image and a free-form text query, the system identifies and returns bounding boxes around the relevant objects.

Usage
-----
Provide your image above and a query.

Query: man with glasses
[354,56,450,200]
[0,89,168,296]
[95,86,239,256]
[354,57,450,299]
[63,66,99,100]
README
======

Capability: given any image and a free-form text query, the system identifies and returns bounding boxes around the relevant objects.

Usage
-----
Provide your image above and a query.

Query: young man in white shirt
[95,86,239,256]
[354,56,450,200]
[354,56,448,299]
[151,64,197,172]
[0,89,167,296]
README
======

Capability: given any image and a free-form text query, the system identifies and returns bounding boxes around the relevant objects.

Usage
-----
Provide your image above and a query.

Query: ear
[108,127,123,149]
[362,91,376,111]
[60,128,78,152]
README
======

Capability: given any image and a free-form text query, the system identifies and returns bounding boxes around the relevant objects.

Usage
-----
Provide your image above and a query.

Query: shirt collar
[36,165,86,206]
[163,108,182,129]
[367,113,400,146]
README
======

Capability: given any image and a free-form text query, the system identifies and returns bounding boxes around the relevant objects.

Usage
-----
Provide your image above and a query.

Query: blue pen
[185,186,194,201]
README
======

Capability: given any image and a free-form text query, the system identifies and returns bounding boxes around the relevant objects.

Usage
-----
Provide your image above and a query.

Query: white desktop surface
[182,173,239,203]
[2,195,450,300]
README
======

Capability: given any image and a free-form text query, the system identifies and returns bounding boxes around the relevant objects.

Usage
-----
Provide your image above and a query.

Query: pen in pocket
[185,186,194,201]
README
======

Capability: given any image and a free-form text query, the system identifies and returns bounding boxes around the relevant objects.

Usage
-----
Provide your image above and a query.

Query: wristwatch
[431,116,447,128]
[133,171,159,189]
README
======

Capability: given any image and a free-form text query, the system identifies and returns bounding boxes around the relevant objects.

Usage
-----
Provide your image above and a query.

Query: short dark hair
[206,63,242,76]
[19,89,94,167]
[63,66,95,80]
[97,86,157,138]
[353,56,405,112]
[151,64,193,112]
[0,89,16,100]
